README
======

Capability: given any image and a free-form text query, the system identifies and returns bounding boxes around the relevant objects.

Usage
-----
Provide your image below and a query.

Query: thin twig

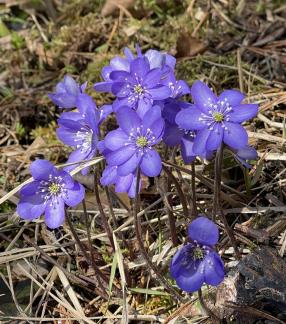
[65,212,114,296]
[93,171,115,251]
[214,146,241,259]
[163,166,189,220]
[198,289,220,323]
[22,233,108,299]
[191,162,198,218]
[133,168,184,303]
[82,199,110,293]
[156,177,178,247]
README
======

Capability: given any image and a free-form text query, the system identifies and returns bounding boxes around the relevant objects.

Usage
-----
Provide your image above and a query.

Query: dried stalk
[93,172,115,251]
[133,168,184,303]
[213,145,240,259]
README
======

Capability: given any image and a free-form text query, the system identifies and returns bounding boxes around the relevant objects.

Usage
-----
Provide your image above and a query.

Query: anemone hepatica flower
[48,75,87,109]
[175,81,258,154]
[104,105,164,177]
[162,71,190,99]
[162,100,197,164]
[56,94,100,175]
[100,165,140,198]
[94,45,176,94]
[17,160,85,229]
[110,57,171,117]
[232,145,258,168]
[170,216,224,292]
[162,100,212,163]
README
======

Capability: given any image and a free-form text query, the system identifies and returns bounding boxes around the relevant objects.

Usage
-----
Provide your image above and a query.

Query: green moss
[0,201,13,213]
[30,121,59,145]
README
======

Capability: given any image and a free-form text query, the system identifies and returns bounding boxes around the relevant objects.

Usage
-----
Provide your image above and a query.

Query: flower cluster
[17,44,258,230]
[170,216,224,292]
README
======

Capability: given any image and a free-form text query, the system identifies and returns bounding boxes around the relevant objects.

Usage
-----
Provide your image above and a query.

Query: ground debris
[216,246,286,322]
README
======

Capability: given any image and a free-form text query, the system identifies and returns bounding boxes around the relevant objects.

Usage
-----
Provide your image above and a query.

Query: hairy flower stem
[198,289,220,322]
[213,145,240,259]
[163,166,189,220]
[93,172,115,252]
[104,187,134,260]
[82,199,108,288]
[191,162,198,218]
[65,211,111,296]
[156,177,178,247]
[133,168,184,303]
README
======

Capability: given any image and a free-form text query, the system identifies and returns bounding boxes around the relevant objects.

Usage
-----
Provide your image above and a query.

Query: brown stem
[198,289,220,322]
[65,211,115,294]
[156,177,178,247]
[23,233,108,300]
[213,145,240,259]
[104,187,134,263]
[133,168,184,303]
[82,199,107,292]
[191,161,198,218]
[93,172,115,251]
[163,166,189,220]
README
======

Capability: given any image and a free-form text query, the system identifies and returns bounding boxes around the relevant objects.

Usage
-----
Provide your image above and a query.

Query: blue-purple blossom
[162,100,212,163]
[162,71,190,99]
[103,105,164,177]
[232,145,258,168]
[170,216,224,292]
[162,100,197,164]
[100,165,140,198]
[56,94,112,175]
[94,45,176,94]
[48,75,87,109]
[110,57,171,117]
[56,94,100,175]
[17,160,85,229]
[175,81,258,154]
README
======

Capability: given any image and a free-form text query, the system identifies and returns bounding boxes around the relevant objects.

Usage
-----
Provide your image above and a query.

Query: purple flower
[170,216,224,292]
[162,100,197,164]
[17,160,85,229]
[48,75,87,109]
[110,57,171,117]
[100,165,140,198]
[163,100,212,163]
[175,81,258,154]
[162,71,190,99]
[232,145,258,168]
[103,105,164,177]
[56,94,100,175]
[94,45,176,94]
[94,48,132,93]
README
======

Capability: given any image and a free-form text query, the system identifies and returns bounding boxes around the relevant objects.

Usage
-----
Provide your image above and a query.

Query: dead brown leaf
[101,0,135,17]
[176,31,207,58]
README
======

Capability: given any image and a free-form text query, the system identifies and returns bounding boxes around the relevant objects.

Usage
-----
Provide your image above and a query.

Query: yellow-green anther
[212,112,224,122]
[49,183,61,194]
[136,136,148,147]
[134,85,144,94]
[193,247,204,260]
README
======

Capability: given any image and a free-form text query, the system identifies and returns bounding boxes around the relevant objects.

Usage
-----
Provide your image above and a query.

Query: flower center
[37,175,68,205]
[75,128,93,153]
[134,84,144,94]
[212,112,224,122]
[49,182,61,194]
[193,247,205,260]
[199,98,233,130]
[136,136,148,147]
